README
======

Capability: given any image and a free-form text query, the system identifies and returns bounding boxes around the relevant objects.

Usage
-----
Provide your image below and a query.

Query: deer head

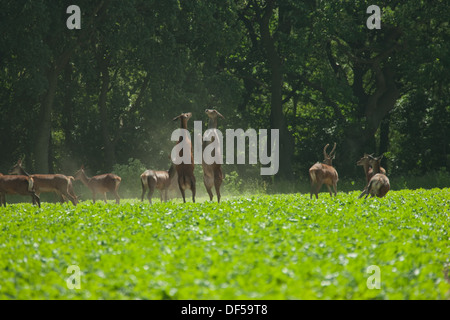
[173,112,192,129]
[205,108,225,120]
[323,143,336,166]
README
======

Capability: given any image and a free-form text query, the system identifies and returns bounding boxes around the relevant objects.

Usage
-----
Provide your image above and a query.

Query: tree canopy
[1,0,448,185]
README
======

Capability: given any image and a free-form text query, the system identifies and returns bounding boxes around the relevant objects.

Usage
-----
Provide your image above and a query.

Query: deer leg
[203,174,214,201]
[148,188,154,205]
[56,191,66,203]
[141,181,147,202]
[92,192,96,204]
[31,192,40,208]
[191,177,196,203]
[326,184,333,197]
[214,178,221,203]
[178,177,186,203]
[333,183,337,196]
[314,183,323,199]
[206,187,213,201]
[35,194,41,208]
[113,185,120,204]
[103,192,108,203]
[310,181,316,199]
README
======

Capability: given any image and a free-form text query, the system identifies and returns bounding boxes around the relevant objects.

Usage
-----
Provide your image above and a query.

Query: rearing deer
[9,159,78,205]
[74,166,121,204]
[172,112,196,203]
[309,143,339,199]
[357,153,386,183]
[359,154,390,199]
[202,108,225,203]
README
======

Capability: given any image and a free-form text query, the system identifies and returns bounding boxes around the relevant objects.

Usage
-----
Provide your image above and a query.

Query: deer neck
[371,161,381,174]
[361,162,371,180]
[207,117,218,130]
[180,118,188,130]
[78,171,91,187]
[19,166,30,176]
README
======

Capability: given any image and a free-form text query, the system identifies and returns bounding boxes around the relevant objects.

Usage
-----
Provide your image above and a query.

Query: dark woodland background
[0,0,448,197]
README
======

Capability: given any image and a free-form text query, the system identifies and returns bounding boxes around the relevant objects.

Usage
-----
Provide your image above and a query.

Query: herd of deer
[0,108,390,207]
[308,142,390,199]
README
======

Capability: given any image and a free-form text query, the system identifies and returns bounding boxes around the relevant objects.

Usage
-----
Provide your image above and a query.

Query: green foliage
[0,189,449,299]
[112,158,147,199]
[0,1,448,185]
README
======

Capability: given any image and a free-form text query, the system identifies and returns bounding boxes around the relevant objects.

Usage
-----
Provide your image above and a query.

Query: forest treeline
[0,0,448,186]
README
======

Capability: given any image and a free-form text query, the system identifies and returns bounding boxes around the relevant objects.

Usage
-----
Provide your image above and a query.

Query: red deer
[140,164,177,204]
[202,108,225,203]
[0,172,40,207]
[359,154,390,199]
[357,153,386,183]
[9,160,78,205]
[172,112,196,203]
[73,166,121,204]
[309,143,339,199]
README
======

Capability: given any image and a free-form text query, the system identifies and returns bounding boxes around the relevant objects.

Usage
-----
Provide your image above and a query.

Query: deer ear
[172,115,181,121]
[216,110,225,119]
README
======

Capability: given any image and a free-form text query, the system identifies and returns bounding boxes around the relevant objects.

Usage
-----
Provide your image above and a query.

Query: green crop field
[0,189,449,300]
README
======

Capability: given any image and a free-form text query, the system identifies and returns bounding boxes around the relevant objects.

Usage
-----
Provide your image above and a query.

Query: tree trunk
[379,113,390,169]
[34,68,58,173]
[259,0,294,180]
[98,53,115,171]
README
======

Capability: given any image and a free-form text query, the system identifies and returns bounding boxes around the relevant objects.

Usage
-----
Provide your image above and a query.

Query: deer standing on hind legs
[9,159,78,205]
[140,164,177,204]
[309,143,339,199]
[74,166,121,204]
[202,109,225,203]
[359,154,390,199]
[172,112,196,203]
[357,153,386,183]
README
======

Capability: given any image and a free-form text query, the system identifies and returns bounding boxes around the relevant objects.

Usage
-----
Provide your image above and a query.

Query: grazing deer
[357,153,386,183]
[359,154,390,199]
[309,143,339,199]
[140,164,177,204]
[172,112,196,203]
[9,160,78,205]
[74,166,121,204]
[0,172,40,207]
[202,108,225,203]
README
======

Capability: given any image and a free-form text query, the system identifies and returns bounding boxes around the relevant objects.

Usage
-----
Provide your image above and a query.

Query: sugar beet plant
[0,189,449,299]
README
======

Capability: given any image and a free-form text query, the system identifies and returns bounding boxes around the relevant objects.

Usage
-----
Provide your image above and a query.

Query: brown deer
[202,108,225,203]
[172,112,196,203]
[359,154,390,199]
[73,166,121,204]
[9,160,78,205]
[0,172,40,207]
[140,164,177,204]
[309,143,339,199]
[357,153,386,183]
